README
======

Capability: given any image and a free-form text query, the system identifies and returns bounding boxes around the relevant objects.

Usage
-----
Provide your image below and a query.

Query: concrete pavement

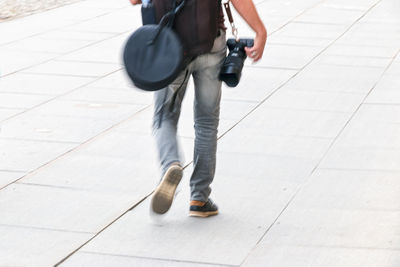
[0,0,400,266]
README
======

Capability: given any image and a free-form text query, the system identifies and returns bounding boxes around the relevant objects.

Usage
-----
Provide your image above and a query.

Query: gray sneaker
[151,164,183,214]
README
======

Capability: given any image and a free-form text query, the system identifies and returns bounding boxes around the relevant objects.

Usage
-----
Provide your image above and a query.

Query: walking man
[129,0,266,217]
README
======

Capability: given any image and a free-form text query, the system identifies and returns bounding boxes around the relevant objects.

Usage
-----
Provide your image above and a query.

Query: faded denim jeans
[153,30,227,202]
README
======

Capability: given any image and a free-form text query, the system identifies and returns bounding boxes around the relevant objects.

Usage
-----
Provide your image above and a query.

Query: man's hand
[230,0,267,62]
[245,31,267,62]
[130,0,142,5]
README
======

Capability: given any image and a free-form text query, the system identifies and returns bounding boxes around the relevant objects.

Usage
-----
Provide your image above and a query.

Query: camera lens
[219,38,253,88]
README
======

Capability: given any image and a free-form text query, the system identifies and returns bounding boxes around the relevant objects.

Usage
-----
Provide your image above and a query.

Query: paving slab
[0,170,25,188]
[62,251,220,267]
[0,183,136,232]
[320,146,400,171]
[57,33,129,64]
[75,171,299,266]
[294,5,364,25]
[235,106,351,139]
[268,34,333,48]
[251,43,322,69]
[385,60,400,76]
[365,74,400,104]
[276,22,349,39]
[242,244,400,267]
[0,225,92,267]
[21,153,157,195]
[325,43,399,58]
[320,104,400,170]
[322,0,379,10]
[0,138,77,172]
[88,69,134,90]
[264,89,365,113]
[287,169,400,211]
[0,112,119,143]
[0,107,23,122]
[259,208,400,249]
[61,8,141,34]
[38,29,116,42]
[0,92,52,109]
[221,68,297,103]
[330,104,400,149]
[2,36,94,54]
[313,54,393,68]
[216,152,317,184]
[61,86,153,105]
[282,63,385,94]
[22,60,122,78]
[218,129,332,162]
[27,99,146,121]
[0,72,94,95]
[0,49,57,76]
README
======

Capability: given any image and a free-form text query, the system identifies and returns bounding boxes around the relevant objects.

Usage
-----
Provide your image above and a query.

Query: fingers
[245,46,263,62]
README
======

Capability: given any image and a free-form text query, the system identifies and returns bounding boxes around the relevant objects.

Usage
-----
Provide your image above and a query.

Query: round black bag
[123,5,185,91]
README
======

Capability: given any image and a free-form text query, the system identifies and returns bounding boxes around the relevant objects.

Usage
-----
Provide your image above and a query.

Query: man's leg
[153,69,190,175]
[190,32,226,204]
[152,69,191,214]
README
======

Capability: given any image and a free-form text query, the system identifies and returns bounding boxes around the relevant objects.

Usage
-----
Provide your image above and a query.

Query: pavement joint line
[54,191,153,266]
[276,88,366,96]
[74,251,238,267]
[238,0,386,264]
[316,62,392,70]
[362,101,400,107]
[244,65,301,71]
[268,244,400,251]
[52,59,123,65]
[0,23,129,79]
[267,42,327,48]
[18,72,114,79]
[0,106,25,110]
[15,181,140,196]
[0,137,81,145]
[0,67,124,124]
[259,105,354,114]
[323,54,395,60]
[0,90,56,97]
[0,169,26,173]
[16,72,117,78]
[265,0,327,36]
[0,104,152,191]
[291,20,355,26]
[317,167,400,173]
[0,223,94,235]
[0,1,130,47]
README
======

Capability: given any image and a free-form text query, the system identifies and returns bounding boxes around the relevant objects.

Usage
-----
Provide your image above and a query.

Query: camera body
[219,38,254,87]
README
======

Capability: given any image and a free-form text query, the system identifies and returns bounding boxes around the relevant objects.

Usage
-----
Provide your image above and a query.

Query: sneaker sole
[189,210,219,218]
[151,165,183,214]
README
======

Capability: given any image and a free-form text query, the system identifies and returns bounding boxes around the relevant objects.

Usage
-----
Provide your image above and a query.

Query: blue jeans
[153,31,227,202]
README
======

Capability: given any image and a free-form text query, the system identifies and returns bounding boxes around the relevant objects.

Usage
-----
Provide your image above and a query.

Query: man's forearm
[230,0,266,37]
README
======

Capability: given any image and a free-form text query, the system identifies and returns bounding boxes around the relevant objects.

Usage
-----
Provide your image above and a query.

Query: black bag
[123,1,185,91]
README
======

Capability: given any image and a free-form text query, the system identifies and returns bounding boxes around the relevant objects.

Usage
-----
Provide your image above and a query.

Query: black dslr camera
[219,38,254,87]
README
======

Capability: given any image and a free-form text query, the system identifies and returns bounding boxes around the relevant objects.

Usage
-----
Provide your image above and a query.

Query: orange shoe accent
[190,200,205,207]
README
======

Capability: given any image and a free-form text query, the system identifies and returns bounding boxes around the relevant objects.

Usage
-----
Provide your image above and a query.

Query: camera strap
[223,0,239,41]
